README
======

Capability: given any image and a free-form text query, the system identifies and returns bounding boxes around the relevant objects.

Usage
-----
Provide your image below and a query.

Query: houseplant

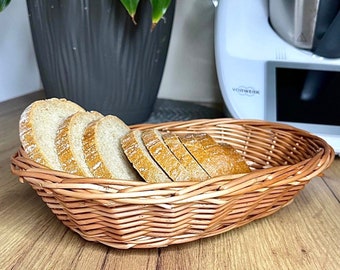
[0,0,171,23]
[0,0,175,124]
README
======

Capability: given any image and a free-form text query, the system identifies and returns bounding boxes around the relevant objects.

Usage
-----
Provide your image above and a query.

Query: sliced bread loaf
[179,133,250,177]
[121,130,172,183]
[142,129,192,182]
[220,143,251,174]
[19,98,85,170]
[55,111,103,176]
[82,115,140,180]
[162,132,210,181]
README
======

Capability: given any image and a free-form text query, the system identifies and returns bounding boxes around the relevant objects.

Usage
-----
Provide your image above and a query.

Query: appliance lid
[269,0,340,58]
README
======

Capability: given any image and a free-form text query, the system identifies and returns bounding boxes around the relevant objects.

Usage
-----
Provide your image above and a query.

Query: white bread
[19,98,85,170]
[18,98,250,182]
[121,130,172,183]
[142,129,192,181]
[162,132,210,181]
[179,133,250,177]
[82,115,140,180]
[55,111,103,176]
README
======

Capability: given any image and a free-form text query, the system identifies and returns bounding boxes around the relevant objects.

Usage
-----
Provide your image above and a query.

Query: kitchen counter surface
[0,92,339,270]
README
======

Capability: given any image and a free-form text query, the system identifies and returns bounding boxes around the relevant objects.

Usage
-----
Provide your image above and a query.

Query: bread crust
[220,143,251,174]
[55,111,103,176]
[162,132,210,181]
[121,130,172,183]
[179,133,250,177]
[82,120,109,177]
[142,129,192,181]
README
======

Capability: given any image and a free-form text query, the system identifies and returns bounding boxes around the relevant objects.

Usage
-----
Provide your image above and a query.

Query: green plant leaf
[120,0,140,24]
[150,0,171,26]
[0,0,11,12]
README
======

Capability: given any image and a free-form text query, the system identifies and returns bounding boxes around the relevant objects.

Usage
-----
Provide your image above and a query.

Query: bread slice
[179,133,250,177]
[121,130,172,183]
[142,129,192,181]
[220,143,251,175]
[162,132,210,181]
[55,111,103,176]
[82,115,139,180]
[19,98,85,170]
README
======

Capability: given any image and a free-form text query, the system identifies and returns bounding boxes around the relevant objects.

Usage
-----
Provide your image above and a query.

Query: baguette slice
[179,133,250,177]
[162,132,210,181]
[142,129,192,181]
[82,115,140,180]
[121,130,172,183]
[19,98,85,170]
[55,111,103,176]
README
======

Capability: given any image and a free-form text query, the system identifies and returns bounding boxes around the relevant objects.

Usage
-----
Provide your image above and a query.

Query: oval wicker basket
[11,118,334,249]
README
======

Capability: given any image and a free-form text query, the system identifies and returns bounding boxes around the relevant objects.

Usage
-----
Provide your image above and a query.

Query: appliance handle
[301,5,340,101]
[313,0,340,49]
[313,9,340,58]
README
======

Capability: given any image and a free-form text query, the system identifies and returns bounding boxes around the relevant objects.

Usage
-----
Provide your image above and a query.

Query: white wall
[158,0,222,102]
[0,0,41,103]
[0,0,222,103]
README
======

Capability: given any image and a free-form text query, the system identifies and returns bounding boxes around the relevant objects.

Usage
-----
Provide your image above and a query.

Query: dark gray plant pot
[26,0,175,124]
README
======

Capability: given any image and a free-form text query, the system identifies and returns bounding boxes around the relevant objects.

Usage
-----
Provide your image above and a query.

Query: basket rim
[11,118,335,204]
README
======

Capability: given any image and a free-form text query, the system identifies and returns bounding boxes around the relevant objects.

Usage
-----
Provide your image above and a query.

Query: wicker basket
[11,118,334,249]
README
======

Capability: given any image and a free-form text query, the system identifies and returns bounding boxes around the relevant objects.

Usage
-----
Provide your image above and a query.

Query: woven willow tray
[11,118,334,249]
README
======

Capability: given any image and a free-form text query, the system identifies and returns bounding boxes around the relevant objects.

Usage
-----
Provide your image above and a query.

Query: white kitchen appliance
[215,0,340,153]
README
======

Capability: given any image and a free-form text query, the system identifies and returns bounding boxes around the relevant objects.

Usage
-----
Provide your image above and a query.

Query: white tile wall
[0,0,41,102]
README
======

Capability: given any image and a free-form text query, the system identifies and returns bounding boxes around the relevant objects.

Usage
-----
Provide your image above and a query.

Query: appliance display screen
[275,67,340,126]
[266,61,340,136]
